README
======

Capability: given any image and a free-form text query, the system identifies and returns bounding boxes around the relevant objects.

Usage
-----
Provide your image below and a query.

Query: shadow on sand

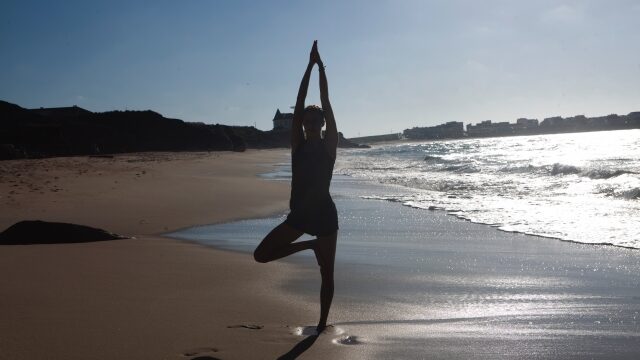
[277,335,319,360]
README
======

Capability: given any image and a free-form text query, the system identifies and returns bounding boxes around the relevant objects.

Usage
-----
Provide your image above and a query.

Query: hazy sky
[1,0,639,137]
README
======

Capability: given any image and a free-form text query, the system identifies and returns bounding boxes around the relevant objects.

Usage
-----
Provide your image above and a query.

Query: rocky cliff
[0,100,367,160]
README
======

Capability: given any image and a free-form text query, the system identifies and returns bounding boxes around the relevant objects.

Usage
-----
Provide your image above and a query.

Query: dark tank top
[289,139,335,211]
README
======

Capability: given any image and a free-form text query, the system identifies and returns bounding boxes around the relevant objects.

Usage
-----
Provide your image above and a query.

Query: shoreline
[362,190,640,252]
[429,205,640,251]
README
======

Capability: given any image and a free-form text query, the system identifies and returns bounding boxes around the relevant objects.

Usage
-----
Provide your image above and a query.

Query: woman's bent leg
[253,222,309,263]
[315,231,337,332]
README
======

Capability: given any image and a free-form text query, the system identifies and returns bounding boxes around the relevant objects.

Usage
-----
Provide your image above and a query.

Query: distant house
[272,109,293,130]
[30,105,92,118]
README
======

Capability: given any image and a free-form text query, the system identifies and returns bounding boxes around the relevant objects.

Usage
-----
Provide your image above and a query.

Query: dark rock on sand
[0,220,128,245]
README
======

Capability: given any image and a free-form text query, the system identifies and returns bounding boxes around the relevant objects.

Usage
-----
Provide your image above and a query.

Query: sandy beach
[2,149,639,360]
[0,151,291,235]
[0,150,353,360]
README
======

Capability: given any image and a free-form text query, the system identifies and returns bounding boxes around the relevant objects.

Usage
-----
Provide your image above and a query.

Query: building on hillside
[272,109,294,130]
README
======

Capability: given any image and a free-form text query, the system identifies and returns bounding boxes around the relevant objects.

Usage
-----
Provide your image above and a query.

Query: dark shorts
[285,198,339,237]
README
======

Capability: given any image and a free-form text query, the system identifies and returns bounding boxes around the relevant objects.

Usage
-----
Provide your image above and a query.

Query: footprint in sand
[181,347,220,359]
[227,324,263,330]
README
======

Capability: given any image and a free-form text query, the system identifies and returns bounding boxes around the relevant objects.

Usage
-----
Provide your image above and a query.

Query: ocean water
[336,129,640,249]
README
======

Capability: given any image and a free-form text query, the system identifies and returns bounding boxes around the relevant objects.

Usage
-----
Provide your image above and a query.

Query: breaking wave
[337,130,640,249]
[549,163,637,179]
[582,169,637,179]
[423,155,451,163]
[550,163,582,176]
[597,185,640,200]
[439,163,480,173]
[495,162,637,180]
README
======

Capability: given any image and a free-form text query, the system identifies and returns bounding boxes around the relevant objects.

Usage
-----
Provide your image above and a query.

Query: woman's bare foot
[316,322,327,334]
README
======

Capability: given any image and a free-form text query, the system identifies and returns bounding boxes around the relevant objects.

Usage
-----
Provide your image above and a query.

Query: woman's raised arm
[291,42,318,153]
[316,46,337,159]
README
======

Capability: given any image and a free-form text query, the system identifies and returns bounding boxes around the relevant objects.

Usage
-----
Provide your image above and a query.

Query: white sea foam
[337,130,640,249]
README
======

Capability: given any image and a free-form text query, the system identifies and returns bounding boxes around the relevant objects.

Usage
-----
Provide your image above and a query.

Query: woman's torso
[289,139,335,211]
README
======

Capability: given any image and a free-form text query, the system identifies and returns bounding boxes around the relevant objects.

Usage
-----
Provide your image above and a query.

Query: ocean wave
[423,155,451,163]
[375,176,477,193]
[361,195,412,203]
[549,163,637,179]
[624,188,640,199]
[432,180,477,192]
[550,163,582,176]
[627,188,640,199]
[438,163,480,173]
[597,186,640,200]
[499,164,539,174]
[582,169,637,179]
[347,165,410,171]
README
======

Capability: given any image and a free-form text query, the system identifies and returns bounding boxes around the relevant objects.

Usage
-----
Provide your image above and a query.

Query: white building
[272,109,293,130]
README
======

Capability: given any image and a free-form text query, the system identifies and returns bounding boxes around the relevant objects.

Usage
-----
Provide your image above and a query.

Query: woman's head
[303,105,325,134]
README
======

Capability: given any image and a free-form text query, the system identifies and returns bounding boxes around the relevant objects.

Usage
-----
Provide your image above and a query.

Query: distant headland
[350,111,640,144]
[0,101,367,160]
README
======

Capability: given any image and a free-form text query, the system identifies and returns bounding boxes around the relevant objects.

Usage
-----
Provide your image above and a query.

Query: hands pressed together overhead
[309,40,323,67]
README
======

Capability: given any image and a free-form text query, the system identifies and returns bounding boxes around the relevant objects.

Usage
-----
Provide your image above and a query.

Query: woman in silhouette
[254,41,338,333]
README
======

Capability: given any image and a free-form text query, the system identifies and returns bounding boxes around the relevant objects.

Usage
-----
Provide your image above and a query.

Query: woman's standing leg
[314,231,337,332]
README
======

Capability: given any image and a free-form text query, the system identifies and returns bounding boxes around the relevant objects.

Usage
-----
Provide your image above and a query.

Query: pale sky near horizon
[1,0,639,137]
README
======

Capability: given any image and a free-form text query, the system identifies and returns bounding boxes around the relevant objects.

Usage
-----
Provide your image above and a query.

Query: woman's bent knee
[253,248,269,263]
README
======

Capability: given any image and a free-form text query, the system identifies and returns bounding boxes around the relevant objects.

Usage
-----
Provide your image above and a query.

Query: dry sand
[0,151,352,360]
[0,151,291,235]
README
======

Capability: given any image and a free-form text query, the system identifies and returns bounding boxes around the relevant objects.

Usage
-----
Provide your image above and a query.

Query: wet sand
[172,175,640,359]
[0,150,356,360]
